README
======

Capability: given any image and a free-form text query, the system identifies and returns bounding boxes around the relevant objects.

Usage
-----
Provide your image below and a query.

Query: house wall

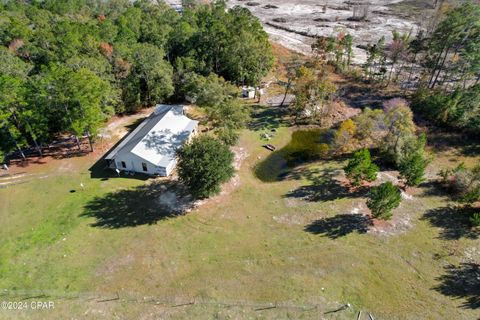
[113,153,165,176]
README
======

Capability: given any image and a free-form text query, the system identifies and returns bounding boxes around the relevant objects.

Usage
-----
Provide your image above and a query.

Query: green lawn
[0,106,478,319]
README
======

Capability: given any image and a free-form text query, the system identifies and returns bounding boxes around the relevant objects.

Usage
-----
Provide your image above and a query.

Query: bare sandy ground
[228,0,423,63]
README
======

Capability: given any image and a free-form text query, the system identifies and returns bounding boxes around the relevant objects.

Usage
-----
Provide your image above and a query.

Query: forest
[0,0,274,160]
[308,1,480,135]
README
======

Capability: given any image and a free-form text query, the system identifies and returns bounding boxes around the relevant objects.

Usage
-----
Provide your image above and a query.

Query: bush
[344,148,378,186]
[442,163,480,203]
[367,182,402,220]
[177,136,235,199]
[352,107,384,141]
[215,126,240,146]
[470,212,480,227]
[399,152,428,187]
[398,133,431,186]
[334,119,356,151]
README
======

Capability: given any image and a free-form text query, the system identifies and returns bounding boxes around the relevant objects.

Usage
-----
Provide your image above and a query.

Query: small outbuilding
[242,86,256,99]
[105,105,198,176]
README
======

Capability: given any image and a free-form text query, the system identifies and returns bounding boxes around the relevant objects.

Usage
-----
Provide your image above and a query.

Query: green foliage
[367,182,402,220]
[380,98,416,165]
[291,65,336,125]
[344,148,379,186]
[352,107,384,141]
[470,211,480,227]
[177,135,235,199]
[0,0,273,156]
[334,118,356,151]
[442,162,480,205]
[412,85,480,134]
[214,126,240,146]
[124,43,174,110]
[398,133,430,187]
[399,152,427,187]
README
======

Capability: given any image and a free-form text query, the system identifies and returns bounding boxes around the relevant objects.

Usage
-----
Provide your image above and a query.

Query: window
[121,161,126,168]
[142,162,148,172]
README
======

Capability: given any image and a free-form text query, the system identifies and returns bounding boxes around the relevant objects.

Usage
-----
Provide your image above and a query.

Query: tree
[344,148,379,186]
[398,133,430,187]
[352,107,384,142]
[380,98,416,165]
[335,118,356,151]
[292,65,336,125]
[177,136,235,199]
[426,2,480,90]
[367,182,402,220]
[124,43,174,110]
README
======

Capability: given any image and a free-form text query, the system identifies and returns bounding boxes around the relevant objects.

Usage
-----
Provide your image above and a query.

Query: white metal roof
[105,105,198,168]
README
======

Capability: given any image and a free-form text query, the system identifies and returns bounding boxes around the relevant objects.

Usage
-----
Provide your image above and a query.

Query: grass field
[0,104,479,319]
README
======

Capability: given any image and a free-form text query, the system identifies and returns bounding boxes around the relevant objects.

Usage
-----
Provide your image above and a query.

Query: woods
[0,0,273,160]
[310,2,480,134]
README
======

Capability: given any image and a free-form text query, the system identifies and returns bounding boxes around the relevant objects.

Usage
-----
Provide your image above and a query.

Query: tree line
[0,0,273,161]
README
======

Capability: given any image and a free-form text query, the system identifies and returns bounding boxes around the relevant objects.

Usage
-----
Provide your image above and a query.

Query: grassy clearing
[0,105,479,319]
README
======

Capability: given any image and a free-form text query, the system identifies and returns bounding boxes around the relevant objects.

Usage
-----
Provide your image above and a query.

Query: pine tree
[367,182,402,220]
[344,148,379,186]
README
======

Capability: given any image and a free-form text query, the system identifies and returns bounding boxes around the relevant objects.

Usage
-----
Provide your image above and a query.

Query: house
[105,105,198,176]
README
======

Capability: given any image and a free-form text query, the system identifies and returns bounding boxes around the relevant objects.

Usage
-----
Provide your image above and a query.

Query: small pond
[255,129,332,182]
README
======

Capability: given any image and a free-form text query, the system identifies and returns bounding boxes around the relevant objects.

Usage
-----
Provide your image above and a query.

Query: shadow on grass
[89,156,150,181]
[304,214,373,239]
[81,181,192,228]
[248,105,289,131]
[435,263,480,310]
[427,130,480,157]
[417,180,451,198]
[283,167,368,202]
[338,82,396,109]
[422,206,479,240]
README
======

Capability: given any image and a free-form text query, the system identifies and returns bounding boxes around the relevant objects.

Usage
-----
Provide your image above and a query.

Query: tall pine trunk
[431,47,450,89]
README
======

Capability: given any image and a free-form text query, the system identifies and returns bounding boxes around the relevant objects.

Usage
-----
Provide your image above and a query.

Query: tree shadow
[283,167,369,202]
[417,180,451,198]
[80,181,192,228]
[434,263,480,309]
[142,129,191,158]
[422,206,479,240]
[304,214,373,239]
[248,105,289,131]
[337,82,396,109]
[427,130,480,157]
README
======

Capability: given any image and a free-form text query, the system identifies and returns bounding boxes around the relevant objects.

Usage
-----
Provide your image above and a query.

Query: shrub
[470,212,480,227]
[399,152,428,187]
[367,182,402,220]
[352,107,384,141]
[335,119,356,151]
[215,126,240,146]
[344,148,379,186]
[177,136,235,199]
[398,133,431,186]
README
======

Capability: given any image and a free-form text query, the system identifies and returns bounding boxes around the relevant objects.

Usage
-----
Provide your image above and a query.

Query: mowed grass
[0,110,479,319]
